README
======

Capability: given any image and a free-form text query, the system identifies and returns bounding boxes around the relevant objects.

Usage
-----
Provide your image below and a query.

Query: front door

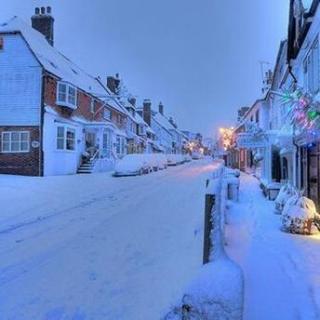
[308,144,320,208]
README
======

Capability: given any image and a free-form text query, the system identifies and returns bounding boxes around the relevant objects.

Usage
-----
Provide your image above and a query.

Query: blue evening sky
[1,1,289,137]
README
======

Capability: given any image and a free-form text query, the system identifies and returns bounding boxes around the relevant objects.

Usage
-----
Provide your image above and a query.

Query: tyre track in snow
[0,160,215,319]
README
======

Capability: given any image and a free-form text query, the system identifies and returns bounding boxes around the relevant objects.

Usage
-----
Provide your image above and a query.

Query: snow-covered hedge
[281,195,319,234]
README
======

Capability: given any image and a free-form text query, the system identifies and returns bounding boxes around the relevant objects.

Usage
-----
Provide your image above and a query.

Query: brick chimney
[169,117,177,129]
[128,96,136,107]
[143,99,152,126]
[107,74,120,94]
[31,7,54,46]
[159,102,164,115]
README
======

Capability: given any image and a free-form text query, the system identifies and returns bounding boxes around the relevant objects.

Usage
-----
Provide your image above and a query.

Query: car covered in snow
[153,153,168,170]
[167,154,185,166]
[114,154,151,176]
[184,154,192,163]
[144,154,160,172]
[191,152,203,160]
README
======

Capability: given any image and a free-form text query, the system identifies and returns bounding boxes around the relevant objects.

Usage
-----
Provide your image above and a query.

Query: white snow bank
[163,256,243,320]
[163,165,244,320]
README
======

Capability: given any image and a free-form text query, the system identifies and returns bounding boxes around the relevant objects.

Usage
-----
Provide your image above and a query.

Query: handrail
[90,149,99,162]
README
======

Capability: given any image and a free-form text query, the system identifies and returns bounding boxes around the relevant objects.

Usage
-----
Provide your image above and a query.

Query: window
[56,82,78,109]
[66,129,75,150]
[56,126,76,151]
[0,37,4,50]
[304,38,320,94]
[116,136,126,156]
[90,99,95,114]
[255,110,260,124]
[1,131,30,153]
[104,108,112,120]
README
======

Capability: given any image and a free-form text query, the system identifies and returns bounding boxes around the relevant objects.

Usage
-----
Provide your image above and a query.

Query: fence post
[203,192,215,265]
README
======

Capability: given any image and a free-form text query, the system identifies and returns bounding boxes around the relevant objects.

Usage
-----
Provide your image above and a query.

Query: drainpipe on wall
[39,70,45,177]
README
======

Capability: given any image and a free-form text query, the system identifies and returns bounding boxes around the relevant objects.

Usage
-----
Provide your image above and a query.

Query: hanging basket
[281,196,319,235]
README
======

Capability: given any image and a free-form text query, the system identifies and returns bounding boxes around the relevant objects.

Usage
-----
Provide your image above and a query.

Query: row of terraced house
[223,0,320,207]
[0,7,202,176]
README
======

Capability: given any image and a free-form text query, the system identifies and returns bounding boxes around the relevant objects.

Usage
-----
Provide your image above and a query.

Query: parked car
[144,154,159,172]
[175,154,185,165]
[167,154,178,166]
[153,153,168,170]
[184,154,192,162]
[114,154,150,176]
[192,152,203,160]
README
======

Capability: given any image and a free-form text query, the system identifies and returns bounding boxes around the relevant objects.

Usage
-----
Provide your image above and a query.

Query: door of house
[102,130,112,158]
[308,144,320,208]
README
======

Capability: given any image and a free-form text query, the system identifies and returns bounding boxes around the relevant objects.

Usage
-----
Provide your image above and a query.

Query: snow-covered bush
[281,195,319,234]
[274,183,297,214]
[163,257,244,320]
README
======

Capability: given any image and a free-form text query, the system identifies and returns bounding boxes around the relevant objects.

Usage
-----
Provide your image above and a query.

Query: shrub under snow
[281,195,319,234]
[274,184,297,214]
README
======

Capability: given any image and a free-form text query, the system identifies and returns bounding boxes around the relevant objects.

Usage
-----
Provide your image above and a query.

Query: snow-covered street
[226,174,320,320]
[0,160,216,319]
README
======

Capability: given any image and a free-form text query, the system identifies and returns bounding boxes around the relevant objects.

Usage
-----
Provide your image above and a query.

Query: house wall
[43,112,84,176]
[0,126,41,176]
[0,33,42,176]
[0,33,42,126]
[151,119,173,153]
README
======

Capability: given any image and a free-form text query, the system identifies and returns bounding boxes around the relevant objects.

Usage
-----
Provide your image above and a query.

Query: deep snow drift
[225,173,320,320]
[0,160,216,319]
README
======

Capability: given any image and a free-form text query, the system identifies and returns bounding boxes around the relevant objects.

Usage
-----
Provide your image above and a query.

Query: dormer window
[56,82,77,109]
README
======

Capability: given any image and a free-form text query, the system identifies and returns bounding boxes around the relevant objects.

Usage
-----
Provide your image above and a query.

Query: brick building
[0,8,128,176]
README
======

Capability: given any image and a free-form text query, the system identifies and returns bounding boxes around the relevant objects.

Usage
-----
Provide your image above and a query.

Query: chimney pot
[32,7,55,46]
[47,6,52,14]
[159,102,164,115]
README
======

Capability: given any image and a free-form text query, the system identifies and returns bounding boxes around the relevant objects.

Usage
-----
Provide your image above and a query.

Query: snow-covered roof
[0,16,116,104]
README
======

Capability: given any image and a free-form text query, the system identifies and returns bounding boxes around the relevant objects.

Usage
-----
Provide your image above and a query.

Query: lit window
[56,82,77,109]
[1,131,30,153]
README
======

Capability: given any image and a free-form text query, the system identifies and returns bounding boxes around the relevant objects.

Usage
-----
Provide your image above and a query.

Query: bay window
[1,131,30,153]
[56,82,78,109]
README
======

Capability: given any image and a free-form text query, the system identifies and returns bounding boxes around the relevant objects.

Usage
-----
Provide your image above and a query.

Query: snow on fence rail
[163,162,244,320]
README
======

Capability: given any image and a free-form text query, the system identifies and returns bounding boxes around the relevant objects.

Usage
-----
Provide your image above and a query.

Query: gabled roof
[0,17,127,113]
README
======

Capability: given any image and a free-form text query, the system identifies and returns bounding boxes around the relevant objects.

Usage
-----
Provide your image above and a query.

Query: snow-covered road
[0,160,215,320]
[226,174,320,320]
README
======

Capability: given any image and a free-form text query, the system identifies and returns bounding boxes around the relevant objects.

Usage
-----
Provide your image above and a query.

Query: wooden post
[203,193,215,265]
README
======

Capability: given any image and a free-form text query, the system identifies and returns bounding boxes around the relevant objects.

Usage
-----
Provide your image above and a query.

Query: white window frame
[104,108,112,120]
[56,81,78,109]
[56,125,76,152]
[116,135,126,156]
[90,99,95,114]
[1,131,30,153]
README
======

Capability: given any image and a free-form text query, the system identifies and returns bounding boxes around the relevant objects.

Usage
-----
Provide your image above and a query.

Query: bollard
[203,193,215,265]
